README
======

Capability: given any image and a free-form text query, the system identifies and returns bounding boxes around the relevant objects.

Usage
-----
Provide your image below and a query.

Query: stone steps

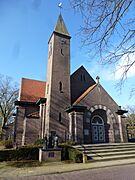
[80,147,135,153]
[88,154,135,161]
[87,149,135,157]
[83,148,135,153]
[73,143,135,163]
[74,143,135,150]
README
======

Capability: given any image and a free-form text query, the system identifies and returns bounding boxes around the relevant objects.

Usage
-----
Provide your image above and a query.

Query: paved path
[1,164,135,180]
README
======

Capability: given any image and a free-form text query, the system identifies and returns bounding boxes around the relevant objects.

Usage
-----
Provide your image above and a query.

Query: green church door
[92,116,105,143]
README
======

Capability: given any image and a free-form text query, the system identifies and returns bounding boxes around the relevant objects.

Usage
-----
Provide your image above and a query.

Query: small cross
[96,76,100,84]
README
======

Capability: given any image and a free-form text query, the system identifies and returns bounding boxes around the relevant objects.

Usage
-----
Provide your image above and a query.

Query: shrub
[61,144,69,160]
[3,139,13,149]
[68,147,83,163]
[60,144,83,163]
[34,138,44,145]
[0,140,3,146]
[66,140,77,145]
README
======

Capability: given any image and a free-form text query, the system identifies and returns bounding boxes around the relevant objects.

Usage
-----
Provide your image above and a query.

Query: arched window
[92,115,104,125]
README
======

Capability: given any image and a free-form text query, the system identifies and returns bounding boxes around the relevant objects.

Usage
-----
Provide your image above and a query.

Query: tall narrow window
[49,41,52,57]
[47,84,49,94]
[81,74,83,81]
[83,75,86,81]
[81,74,86,81]
[61,49,64,56]
[59,112,62,123]
[59,81,63,92]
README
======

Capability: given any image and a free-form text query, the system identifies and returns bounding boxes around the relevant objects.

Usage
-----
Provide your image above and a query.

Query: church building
[14,14,128,146]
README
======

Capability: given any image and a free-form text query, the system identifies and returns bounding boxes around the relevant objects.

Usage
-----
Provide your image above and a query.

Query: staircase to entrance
[73,143,135,163]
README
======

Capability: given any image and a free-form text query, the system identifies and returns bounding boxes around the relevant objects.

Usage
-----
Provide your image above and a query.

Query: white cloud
[98,54,135,81]
[114,54,135,80]
[101,69,115,81]
[87,53,135,82]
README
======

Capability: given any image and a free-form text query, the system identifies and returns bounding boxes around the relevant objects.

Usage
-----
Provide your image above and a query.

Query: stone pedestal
[83,153,87,163]
[39,148,62,162]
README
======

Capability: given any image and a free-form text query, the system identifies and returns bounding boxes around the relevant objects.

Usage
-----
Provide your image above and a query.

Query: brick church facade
[14,14,128,146]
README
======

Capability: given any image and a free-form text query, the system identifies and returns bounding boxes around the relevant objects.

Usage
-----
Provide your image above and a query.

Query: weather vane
[58,2,62,13]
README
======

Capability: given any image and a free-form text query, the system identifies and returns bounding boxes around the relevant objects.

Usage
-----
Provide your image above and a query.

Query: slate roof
[70,65,96,104]
[19,78,46,102]
[73,83,97,105]
[54,14,70,36]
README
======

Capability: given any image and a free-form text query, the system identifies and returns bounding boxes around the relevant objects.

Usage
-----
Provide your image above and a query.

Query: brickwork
[25,117,41,144]
[15,107,25,146]
[45,31,71,142]
[121,117,128,142]
[76,112,84,144]
[14,14,128,146]
[15,104,41,146]
[73,83,124,143]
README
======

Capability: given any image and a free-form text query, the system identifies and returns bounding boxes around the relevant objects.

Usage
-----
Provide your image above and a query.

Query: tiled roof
[19,78,46,102]
[73,84,97,105]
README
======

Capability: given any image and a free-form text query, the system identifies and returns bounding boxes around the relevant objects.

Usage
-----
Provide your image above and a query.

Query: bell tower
[45,14,71,141]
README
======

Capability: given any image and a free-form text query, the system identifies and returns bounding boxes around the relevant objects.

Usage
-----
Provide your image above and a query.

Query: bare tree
[126,105,135,123]
[0,75,19,129]
[70,0,135,90]
[126,106,135,141]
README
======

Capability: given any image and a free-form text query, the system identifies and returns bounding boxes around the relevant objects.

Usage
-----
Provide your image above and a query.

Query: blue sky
[0,0,134,108]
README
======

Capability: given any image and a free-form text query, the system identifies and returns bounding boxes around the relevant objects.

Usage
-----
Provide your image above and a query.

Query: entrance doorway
[92,115,105,143]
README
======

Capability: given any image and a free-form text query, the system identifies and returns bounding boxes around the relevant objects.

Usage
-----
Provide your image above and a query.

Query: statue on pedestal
[48,134,53,148]
[42,133,59,150]
[43,135,48,150]
[54,134,58,149]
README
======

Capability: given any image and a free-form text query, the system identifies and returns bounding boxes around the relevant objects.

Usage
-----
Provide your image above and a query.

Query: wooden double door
[92,116,105,143]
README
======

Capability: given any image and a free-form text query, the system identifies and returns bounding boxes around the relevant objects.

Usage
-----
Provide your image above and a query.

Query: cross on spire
[58,2,62,13]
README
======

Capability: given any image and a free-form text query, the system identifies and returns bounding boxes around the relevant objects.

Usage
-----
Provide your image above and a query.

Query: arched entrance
[91,115,105,143]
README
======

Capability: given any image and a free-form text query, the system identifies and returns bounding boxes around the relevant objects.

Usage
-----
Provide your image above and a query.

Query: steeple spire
[54,14,70,37]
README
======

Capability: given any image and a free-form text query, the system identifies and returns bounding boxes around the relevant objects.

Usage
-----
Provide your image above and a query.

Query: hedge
[0,144,83,163]
[0,146,40,162]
